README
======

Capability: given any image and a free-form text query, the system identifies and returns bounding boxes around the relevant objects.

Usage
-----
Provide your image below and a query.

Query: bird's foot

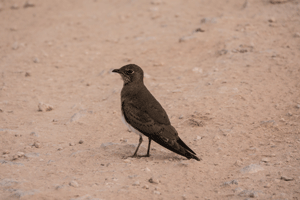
[123,154,150,159]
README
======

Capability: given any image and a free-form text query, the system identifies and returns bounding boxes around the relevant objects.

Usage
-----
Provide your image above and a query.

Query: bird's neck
[121,81,145,99]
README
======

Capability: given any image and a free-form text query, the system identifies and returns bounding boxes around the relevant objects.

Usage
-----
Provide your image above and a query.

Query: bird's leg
[138,138,151,157]
[131,135,143,157]
[145,138,151,157]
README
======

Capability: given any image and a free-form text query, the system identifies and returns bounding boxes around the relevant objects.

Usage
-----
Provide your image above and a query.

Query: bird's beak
[112,69,120,73]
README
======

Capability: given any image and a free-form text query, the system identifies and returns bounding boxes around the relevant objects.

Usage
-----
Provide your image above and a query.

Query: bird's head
[112,64,144,85]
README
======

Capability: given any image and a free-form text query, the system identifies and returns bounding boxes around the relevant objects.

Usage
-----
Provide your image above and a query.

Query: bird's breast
[121,111,144,137]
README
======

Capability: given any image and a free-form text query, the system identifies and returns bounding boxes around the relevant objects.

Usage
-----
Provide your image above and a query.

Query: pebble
[12,42,19,50]
[223,180,238,186]
[270,0,289,4]
[238,190,258,198]
[281,175,294,181]
[142,185,149,189]
[33,142,41,148]
[3,150,10,155]
[179,35,195,43]
[149,177,159,184]
[240,164,264,173]
[11,4,19,9]
[69,143,75,146]
[132,181,140,186]
[153,191,161,195]
[69,180,79,188]
[23,1,35,8]
[294,33,300,38]
[57,147,63,151]
[296,104,300,109]
[268,18,276,23]
[33,57,39,63]
[264,183,271,188]
[13,152,25,160]
[261,158,270,163]
[30,132,39,137]
[79,140,84,144]
[25,72,31,77]
[194,136,201,141]
[38,102,53,112]
[234,160,243,166]
[144,167,151,172]
[274,179,281,183]
[195,28,205,32]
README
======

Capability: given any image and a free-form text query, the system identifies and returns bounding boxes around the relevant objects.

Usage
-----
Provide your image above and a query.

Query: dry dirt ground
[1,0,300,199]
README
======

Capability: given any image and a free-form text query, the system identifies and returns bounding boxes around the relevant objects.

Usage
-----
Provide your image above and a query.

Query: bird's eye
[126,69,134,74]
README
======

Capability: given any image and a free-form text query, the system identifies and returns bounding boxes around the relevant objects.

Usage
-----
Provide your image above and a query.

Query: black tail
[177,138,196,155]
[185,151,201,161]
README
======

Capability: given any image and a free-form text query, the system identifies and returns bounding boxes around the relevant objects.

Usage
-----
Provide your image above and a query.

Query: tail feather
[185,151,201,161]
[177,138,196,155]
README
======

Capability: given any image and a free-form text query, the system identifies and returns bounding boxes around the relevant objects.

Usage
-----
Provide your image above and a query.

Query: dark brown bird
[112,64,200,161]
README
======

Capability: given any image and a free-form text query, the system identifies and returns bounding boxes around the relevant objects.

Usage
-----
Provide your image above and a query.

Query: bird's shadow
[100,142,187,162]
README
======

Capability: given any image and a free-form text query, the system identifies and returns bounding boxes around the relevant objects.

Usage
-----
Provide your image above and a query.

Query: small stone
[194,136,202,141]
[13,152,25,160]
[143,185,149,189]
[274,179,281,183]
[270,0,289,4]
[11,4,19,9]
[223,180,238,186]
[33,57,39,63]
[25,72,31,77]
[144,167,151,172]
[179,35,195,43]
[69,143,75,146]
[179,115,183,119]
[10,27,18,31]
[279,118,285,122]
[12,155,19,160]
[287,112,293,116]
[23,1,35,8]
[149,177,159,184]
[3,150,10,155]
[55,185,64,190]
[132,181,140,186]
[261,158,270,163]
[123,159,131,163]
[33,142,41,148]
[195,28,205,32]
[296,104,300,109]
[264,183,271,188]
[233,187,243,193]
[69,180,79,187]
[153,191,161,195]
[17,152,24,157]
[234,160,243,166]
[30,132,38,137]
[281,175,294,181]
[57,147,63,151]
[240,164,264,174]
[268,18,276,23]
[12,42,19,50]
[78,140,84,144]
[294,33,300,38]
[38,102,53,112]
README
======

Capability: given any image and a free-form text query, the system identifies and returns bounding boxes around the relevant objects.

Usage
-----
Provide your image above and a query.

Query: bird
[112,64,201,161]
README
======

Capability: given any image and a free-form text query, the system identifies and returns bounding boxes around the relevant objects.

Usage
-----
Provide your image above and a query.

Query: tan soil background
[1,0,300,199]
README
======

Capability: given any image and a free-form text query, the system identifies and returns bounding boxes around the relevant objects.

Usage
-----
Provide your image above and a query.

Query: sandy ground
[0,0,300,199]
